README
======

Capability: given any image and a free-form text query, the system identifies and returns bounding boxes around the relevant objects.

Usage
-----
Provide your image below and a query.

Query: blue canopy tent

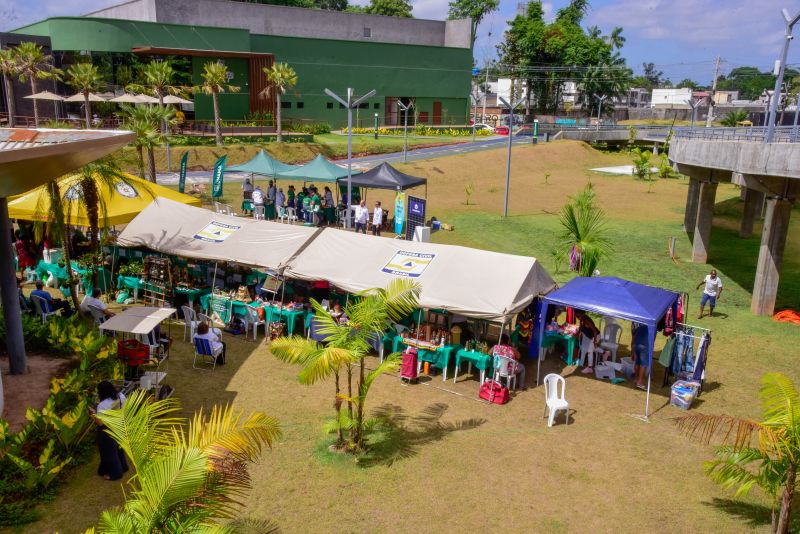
[537,276,679,419]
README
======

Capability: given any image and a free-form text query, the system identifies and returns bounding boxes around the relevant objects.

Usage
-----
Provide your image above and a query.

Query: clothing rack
[676,321,711,333]
[662,324,711,390]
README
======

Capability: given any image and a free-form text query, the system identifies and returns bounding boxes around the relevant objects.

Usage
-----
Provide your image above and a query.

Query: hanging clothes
[566,307,574,324]
[692,332,711,382]
[682,328,695,374]
[672,329,687,375]
[676,294,685,324]
[658,335,676,367]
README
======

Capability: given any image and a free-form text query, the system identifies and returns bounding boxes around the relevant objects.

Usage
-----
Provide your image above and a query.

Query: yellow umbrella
[7,172,201,226]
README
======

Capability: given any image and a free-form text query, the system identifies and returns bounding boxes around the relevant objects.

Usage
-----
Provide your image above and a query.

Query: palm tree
[607,27,626,49]
[36,181,80,309]
[91,389,280,531]
[0,48,19,127]
[13,41,61,127]
[271,279,420,452]
[261,62,298,143]
[675,373,800,534]
[196,61,240,146]
[66,62,104,128]
[129,60,182,133]
[720,109,749,127]
[587,25,602,39]
[118,104,175,182]
[556,183,612,277]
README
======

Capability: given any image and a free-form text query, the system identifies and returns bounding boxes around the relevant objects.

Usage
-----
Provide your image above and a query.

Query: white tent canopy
[116,197,321,271]
[284,228,556,321]
[119,199,556,321]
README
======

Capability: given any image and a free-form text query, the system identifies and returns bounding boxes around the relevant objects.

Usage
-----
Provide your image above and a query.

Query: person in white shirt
[93,380,128,480]
[352,200,368,234]
[696,269,723,318]
[251,186,265,206]
[372,201,384,236]
[276,187,285,208]
[195,321,226,363]
[242,178,254,195]
[81,288,115,319]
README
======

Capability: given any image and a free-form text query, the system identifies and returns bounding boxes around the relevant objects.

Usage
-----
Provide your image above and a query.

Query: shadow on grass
[707,496,800,532]
[357,403,486,468]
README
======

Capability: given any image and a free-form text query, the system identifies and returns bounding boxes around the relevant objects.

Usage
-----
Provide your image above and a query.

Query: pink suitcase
[400,348,418,383]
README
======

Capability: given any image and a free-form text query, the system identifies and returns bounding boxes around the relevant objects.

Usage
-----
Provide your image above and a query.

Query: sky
[0,0,795,83]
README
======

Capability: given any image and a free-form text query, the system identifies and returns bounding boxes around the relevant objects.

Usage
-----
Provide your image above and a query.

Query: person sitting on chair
[195,321,226,362]
[80,288,115,319]
[30,280,72,317]
[491,334,526,390]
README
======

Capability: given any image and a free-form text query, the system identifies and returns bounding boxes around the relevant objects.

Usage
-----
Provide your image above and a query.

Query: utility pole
[767,8,800,142]
[705,55,721,128]
[482,58,490,121]
[499,96,525,218]
[397,100,413,163]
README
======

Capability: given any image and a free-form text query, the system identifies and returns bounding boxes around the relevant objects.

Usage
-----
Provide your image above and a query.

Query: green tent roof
[227,149,297,176]
[276,154,361,182]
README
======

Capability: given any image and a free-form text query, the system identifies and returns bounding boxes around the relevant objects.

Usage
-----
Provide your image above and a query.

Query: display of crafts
[401,324,451,350]
[463,339,490,353]
[545,321,579,337]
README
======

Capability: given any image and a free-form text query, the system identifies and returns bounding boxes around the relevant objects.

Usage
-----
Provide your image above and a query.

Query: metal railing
[673,125,800,143]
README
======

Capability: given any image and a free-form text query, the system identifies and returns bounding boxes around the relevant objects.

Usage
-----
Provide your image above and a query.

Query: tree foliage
[348,0,413,17]
[230,0,348,8]
[261,62,298,143]
[719,109,750,127]
[555,183,612,277]
[13,41,61,127]
[195,61,240,147]
[66,62,104,128]
[497,1,630,115]
[448,0,499,45]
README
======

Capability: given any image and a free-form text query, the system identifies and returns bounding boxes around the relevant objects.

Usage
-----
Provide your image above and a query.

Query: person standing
[302,191,313,224]
[296,188,306,222]
[371,201,384,236]
[276,188,285,211]
[92,381,129,481]
[310,188,322,226]
[251,185,265,217]
[696,269,723,318]
[13,230,34,280]
[353,200,368,234]
[266,180,277,220]
[631,322,650,390]
[287,185,296,208]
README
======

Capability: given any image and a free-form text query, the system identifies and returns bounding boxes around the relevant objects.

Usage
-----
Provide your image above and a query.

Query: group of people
[244,179,336,226]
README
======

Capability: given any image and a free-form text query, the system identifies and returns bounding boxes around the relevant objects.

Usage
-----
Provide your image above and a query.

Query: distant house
[714,90,739,104]
[651,88,693,108]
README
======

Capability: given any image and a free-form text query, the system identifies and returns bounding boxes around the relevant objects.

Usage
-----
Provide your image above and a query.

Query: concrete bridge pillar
[740,188,765,238]
[692,181,718,263]
[751,197,793,315]
[683,178,701,232]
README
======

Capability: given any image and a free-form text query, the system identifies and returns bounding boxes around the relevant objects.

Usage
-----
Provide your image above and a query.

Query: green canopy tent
[276,154,361,183]
[227,149,298,186]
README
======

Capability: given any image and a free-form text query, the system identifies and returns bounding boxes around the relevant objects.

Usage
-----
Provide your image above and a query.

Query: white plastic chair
[543,373,569,427]
[244,305,266,341]
[286,207,298,223]
[599,323,623,362]
[31,294,59,324]
[598,316,617,334]
[182,305,201,341]
[253,205,265,220]
[579,335,603,368]
[492,354,521,391]
[87,304,107,327]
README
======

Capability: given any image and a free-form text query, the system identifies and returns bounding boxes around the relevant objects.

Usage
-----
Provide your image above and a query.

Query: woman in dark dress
[93,381,129,481]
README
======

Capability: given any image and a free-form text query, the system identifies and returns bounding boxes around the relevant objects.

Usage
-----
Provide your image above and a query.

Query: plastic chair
[287,207,298,223]
[193,336,222,371]
[253,205,265,220]
[543,373,569,427]
[181,305,201,341]
[599,323,623,362]
[492,354,521,391]
[244,305,266,341]
[87,304,107,327]
[578,335,603,368]
[31,294,59,324]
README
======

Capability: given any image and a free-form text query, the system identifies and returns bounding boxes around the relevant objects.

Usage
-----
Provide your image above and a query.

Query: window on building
[358,102,369,109]
[339,103,345,109]
[281,101,292,109]
[363,27,371,38]
[297,102,304,109]
[373,102,380,109]
[327,102,334,109]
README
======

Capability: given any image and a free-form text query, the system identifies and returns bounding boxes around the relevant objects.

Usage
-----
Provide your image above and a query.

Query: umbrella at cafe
[64,92,107,102]
[23,91,64,101]
[162,94,193,105]
[135,94,160,104]
[108,93,145,103]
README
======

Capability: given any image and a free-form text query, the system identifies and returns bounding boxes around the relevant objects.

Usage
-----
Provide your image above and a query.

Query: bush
[0,315,123,527]
[347,126,491,137]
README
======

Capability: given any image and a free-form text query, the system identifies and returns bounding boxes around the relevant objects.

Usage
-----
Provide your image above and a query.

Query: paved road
[157,135,538,185]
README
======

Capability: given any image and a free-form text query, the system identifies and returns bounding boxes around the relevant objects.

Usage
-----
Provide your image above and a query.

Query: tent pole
[210,261,218,323]
[280,275,286,305]
[536,302,548,386]
[645,366,652,419]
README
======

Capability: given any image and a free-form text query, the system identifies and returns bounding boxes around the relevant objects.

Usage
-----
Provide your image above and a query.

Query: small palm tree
[196,61,240,146]
[271,279,420,452]
[90,389,280,531]
[66,62,104,128]
[13,41,61,127]
[261,62,298,143]
[129,60,183,133]
[675,372,800,534]
[118,104,175,182]
[0,48,20,127]
[556,183,612,277]
[720,109,750,127]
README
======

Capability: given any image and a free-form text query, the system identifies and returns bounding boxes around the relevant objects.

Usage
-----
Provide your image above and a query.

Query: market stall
[227,149,298,213]
[338,161,427,197]
[537,276,680,419]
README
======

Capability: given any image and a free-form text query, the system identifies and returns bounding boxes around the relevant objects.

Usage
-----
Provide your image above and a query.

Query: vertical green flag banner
[178,151,189,193]
[394,191,405,235]
[212,155,227,198]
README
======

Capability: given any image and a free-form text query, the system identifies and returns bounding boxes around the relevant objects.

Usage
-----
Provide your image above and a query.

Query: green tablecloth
[199,296,306,335]
[246,271,268,286]
[541,331,579,365]
[174,286,211,306]
[265,304,305,336]
[397,339,461,381]
[117,275,145,291]
[36,260,86,285]
[323,206,336,224]
[454,349,493,383]
[242,200,253,212]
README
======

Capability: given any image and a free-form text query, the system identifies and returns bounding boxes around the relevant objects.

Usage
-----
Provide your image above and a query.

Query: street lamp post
[499,96,525,218]
[685,98,701,128]
[374,113,379,140]
[324,87,376,224]
[594,93,608,131]
[470,93,478,143]
[766,7,800,142]
[397,100,413,163]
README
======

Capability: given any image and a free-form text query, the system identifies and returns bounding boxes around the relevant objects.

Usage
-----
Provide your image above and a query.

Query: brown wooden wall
[249,55,276,116]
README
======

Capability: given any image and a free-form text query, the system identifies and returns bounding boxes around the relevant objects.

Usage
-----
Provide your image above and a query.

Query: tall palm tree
[0,48,19,127]
[129,60,183,133]
[118,104,175,182]
[271,279,420,452]
[556,183,612,277]
[607,26,626,50]
[587,25,602,39]
[261,62,298,143]
[91,389,280,531]
[36,181,80,309]
[675,373,800,534]
[13,41,61,127]
[66,62,104,128]
[196,61,240,146]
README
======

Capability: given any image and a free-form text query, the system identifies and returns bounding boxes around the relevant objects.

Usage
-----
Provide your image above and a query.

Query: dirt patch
[1,354,74,432]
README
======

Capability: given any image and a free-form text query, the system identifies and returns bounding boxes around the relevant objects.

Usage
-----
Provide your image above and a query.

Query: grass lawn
[13,140,800,533]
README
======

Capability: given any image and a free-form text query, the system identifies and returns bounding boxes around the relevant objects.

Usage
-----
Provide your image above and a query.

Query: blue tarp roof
[541,276,678,327]
[227,149,298,176]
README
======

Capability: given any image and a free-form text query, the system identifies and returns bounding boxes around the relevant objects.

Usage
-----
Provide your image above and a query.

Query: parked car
[494,125,510,135]
[472,123,494,132]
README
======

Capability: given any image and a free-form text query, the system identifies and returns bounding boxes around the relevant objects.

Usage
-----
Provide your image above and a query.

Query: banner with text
[212,155,227,198]
[178,151,188,193]
[394,192,405,235]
